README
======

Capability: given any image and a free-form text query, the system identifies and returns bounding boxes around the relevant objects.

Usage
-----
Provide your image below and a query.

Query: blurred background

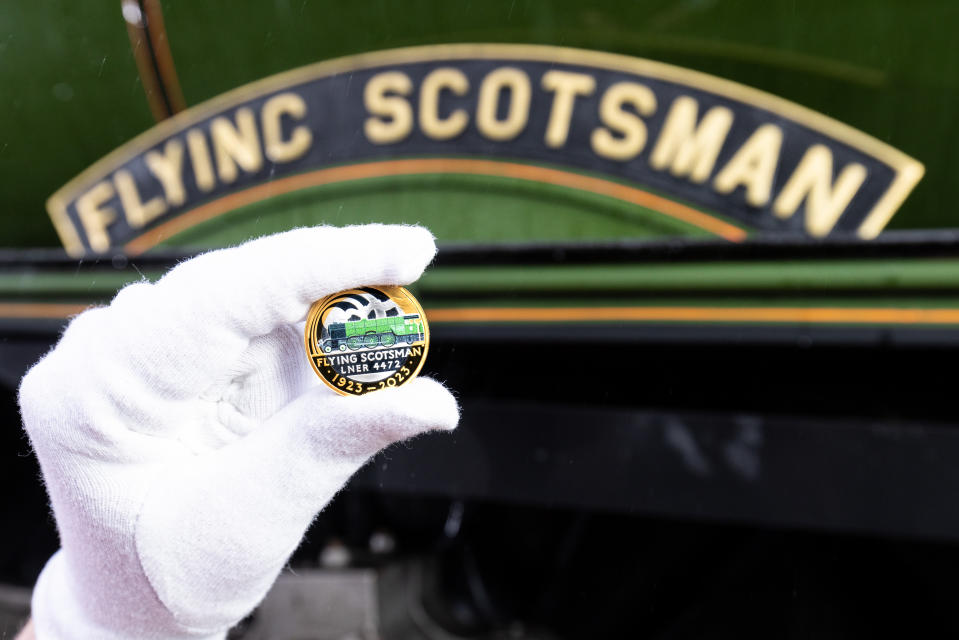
[4,1,959,637]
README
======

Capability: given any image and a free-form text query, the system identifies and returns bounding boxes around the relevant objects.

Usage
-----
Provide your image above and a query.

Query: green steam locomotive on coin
[321,314,424,352]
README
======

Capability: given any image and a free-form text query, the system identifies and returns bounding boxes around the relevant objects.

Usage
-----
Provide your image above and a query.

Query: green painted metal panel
[157,172,716,250]
[8,256,959,331]
[0,1,152,247]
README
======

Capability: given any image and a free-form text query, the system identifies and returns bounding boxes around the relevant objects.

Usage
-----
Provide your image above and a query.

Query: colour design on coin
[305,285,429,396]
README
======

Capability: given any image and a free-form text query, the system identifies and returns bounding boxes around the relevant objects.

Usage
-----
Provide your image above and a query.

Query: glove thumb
[134,378,459,632]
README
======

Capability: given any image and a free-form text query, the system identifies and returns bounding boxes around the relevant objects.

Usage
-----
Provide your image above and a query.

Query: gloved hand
[18,224,459,639]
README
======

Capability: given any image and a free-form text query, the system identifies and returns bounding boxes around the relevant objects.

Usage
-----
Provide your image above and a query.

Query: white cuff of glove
[33,552,224,640]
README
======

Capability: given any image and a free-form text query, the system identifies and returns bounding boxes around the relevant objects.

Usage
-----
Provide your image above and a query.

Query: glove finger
[287,376,462,462]
[135,377,458,629]
[171,324,322,452]
[76,224,436,400]
[201,376,459,527]
[208,324,319,432]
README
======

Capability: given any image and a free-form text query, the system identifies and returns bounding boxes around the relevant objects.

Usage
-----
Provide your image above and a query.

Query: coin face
[304,285,429,396]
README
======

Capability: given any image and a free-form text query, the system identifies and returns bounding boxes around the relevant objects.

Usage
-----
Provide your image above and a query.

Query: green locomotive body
[322,314,423,352]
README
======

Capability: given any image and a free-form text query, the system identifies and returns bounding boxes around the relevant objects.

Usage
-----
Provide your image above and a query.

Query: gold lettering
[114,170,166,228]
[419,68,469,140]
[773,144,867,237]
[261,92,312,163]
[713,124,783,207]
[144,140,186,207]
[476,67,531,141]
[590,82,657,161]
[75,181,116,253]
[364,71,414,144]
[211,108,263,183]
[186,129,216,192]
[541,70,595,148]
[649,96,734,182]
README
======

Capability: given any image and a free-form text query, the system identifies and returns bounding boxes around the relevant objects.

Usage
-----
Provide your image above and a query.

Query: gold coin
[304,285,429,396]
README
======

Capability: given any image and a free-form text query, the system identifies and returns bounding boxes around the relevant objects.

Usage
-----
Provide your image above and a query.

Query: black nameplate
[47,44,924,256]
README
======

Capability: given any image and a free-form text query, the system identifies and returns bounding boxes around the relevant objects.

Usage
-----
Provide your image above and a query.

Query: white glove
[18,224,459,639]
